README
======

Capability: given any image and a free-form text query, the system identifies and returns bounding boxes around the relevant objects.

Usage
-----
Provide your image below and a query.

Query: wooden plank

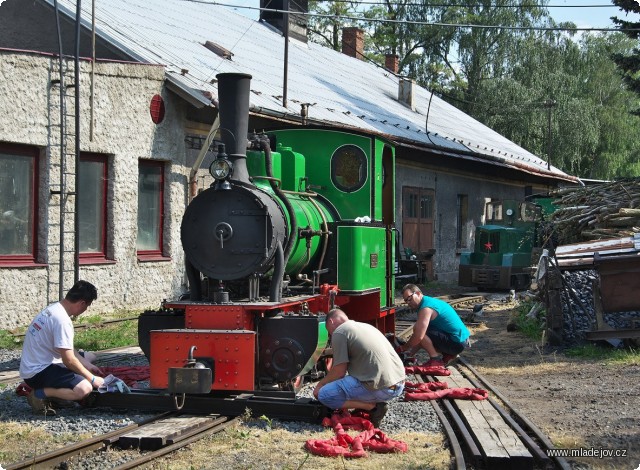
[117,415,217,450]
[442,368,532,468]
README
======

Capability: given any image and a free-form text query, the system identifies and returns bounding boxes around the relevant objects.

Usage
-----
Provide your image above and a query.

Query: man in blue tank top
[398,283,471,367]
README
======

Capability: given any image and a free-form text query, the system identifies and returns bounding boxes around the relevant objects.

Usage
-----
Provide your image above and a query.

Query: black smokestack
[216,73,252,183]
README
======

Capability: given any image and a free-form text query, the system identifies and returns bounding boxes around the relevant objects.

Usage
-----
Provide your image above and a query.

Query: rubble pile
[550,178,640,245]
[559,270,640,344]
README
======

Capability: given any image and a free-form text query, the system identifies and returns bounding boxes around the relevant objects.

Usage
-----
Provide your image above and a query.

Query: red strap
[305,410,408,457]
[404,364,451,376]
[404,381,449,392]
[405,387,488,401]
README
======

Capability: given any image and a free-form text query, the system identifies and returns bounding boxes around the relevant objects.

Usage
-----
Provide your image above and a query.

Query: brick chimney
[342,27,364,60]
[385,54,399,74]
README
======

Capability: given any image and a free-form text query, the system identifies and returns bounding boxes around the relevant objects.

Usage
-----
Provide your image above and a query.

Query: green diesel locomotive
[458,198,553,291]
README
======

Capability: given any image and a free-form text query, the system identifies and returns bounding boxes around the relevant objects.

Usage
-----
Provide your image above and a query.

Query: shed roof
[47,0,576,182]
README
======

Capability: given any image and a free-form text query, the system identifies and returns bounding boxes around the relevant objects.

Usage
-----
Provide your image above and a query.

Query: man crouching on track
[313,308,405,428]
[399,283,471,367]
[19,280,105,415]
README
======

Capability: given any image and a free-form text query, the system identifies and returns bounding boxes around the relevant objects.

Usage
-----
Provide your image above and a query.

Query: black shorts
[24,364,84,390]
[427,330,470,355]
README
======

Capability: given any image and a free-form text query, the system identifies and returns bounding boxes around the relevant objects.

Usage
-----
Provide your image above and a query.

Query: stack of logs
[549,178,640,245]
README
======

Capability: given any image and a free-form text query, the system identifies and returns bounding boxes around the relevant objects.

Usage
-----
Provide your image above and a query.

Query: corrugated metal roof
[47,0,575,182]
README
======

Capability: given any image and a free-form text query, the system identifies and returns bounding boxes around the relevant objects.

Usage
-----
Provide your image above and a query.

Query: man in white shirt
[20,280,105,415]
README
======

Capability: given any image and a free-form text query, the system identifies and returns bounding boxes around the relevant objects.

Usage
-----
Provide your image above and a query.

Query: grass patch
[0,329,21,349]
[0,309,142,352]
[74,318,139,351]
[510,300,545,340]
[565,343,640,365]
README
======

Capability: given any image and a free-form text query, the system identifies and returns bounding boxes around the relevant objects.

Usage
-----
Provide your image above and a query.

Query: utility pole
[282,0,289,108]
[543,99,556,170]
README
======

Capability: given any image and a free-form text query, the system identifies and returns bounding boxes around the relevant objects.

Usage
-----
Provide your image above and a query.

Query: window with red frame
[137,160,165,259]
[0,144,38,265]
[78,154,108,262]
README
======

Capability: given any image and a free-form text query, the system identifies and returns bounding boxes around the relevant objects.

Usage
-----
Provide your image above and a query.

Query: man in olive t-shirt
[313,308,405,427]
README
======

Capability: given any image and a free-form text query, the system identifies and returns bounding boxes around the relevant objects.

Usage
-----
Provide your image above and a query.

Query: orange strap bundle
[305,410,408,458]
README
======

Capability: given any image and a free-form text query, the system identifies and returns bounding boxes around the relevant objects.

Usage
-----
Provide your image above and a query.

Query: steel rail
[458,357,571,470]
[5,412,174,470]
[413,374,466,470]
[111,416,241,470]
[425,375,483,465]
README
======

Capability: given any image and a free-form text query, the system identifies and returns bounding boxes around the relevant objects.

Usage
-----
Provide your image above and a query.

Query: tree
[307,0,358,50]
[474,31,640,178]
[611,0,640,113]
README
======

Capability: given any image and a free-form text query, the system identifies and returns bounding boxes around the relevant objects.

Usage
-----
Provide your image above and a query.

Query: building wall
[0,51,189,329]
[396,161,547,284]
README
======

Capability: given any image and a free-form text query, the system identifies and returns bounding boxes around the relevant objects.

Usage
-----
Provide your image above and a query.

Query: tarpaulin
[305,410,408,458]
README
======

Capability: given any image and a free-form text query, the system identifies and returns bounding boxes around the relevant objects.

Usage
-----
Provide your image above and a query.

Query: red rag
[16,382,32,397]
[100,366,150,388]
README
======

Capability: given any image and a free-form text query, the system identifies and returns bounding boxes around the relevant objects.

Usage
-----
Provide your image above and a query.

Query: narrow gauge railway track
[5,411,240,470]
[406,362,571,469]
[10,316,139,341]
[455,357,571,470]
[396,299,570,470]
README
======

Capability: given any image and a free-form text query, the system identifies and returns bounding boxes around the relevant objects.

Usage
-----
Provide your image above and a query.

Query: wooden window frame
[0,143,40,267]
[137,160,169,262]
[78,153,110,264]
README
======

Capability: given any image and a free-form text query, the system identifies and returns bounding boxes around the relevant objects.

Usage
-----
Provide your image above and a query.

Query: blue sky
[220,1,638,30]
[549,1,639,29]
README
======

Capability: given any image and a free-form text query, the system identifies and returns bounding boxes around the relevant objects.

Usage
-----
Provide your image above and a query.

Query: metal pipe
[189,115,220,201]
[90,0,95,141]
[216,73,252,183]
[74,0,81,284]
[282,0,289,108]
[53,0,65,300]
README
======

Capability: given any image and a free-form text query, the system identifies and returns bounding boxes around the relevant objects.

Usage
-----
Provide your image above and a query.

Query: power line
[313,1,619,8]
[183,0,640,32]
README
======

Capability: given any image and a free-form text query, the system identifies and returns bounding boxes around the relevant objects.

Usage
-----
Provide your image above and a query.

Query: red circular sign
[150,94,165,124]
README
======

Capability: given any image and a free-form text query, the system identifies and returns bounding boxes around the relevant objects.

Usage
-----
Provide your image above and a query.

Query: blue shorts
[24,364,84,390]
[428,330,470,355]
[318,375,404,410]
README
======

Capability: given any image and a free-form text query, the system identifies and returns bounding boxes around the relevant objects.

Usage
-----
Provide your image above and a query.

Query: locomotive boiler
[139,73,398,394]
